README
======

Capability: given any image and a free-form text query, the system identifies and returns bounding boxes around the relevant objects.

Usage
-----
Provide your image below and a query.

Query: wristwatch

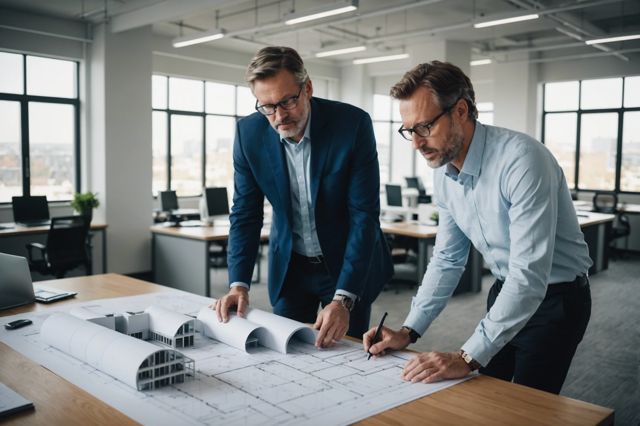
[401,326,421,344]
[332,295,355,312]
[459,350,482,371]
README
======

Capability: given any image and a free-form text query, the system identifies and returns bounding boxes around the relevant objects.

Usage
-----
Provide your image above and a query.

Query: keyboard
[17,221,50,227]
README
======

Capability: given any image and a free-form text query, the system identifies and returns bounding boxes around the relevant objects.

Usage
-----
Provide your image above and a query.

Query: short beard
[272,103,310,140]
[422,119,464,169]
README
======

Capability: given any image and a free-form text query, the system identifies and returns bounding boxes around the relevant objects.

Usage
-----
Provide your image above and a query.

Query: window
[372,94,433,190]
[0,52,79,203]
[152,75,253,197]
[542,76,640,193]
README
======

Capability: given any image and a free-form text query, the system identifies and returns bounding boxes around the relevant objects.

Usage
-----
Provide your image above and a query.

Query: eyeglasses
[397,103,454,141]
[255,86,304,116]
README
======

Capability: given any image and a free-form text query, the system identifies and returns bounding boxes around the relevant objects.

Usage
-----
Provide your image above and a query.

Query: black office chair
[592,191,631,259]
[26,216,91,278]
[384,234,419,294]
[592,191,617,214]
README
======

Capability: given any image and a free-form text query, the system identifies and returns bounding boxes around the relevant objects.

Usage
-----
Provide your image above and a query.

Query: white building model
[40,305,196,391]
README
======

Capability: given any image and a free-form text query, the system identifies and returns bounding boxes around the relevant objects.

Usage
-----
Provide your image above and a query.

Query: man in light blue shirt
[364,61,592,394]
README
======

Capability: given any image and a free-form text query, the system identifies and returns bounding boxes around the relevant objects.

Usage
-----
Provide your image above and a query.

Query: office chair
[384,234,419,294]
[592,191,631,259]
[26,216,92,279]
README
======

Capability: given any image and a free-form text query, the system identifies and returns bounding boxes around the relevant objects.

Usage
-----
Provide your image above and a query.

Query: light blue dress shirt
[403,122,592,366]
[232,116,357,302]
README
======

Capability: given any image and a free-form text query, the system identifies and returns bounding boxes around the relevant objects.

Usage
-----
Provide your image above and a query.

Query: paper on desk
[197,307,265,353]
[245,308,316,353]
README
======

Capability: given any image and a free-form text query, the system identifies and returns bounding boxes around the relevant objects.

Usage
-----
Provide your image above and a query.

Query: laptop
[0,253,77,310]
[0,253,36,310]
[12,196,50,227]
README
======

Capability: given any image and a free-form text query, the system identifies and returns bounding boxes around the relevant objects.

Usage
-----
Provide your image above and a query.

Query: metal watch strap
[401,326,421,344]
[459,350,481,371]
[332,295,354,312]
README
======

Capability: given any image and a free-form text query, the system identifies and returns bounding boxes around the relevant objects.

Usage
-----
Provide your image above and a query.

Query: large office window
[0,52,79,203]
[542,76,640,193]
[152,75,254,197]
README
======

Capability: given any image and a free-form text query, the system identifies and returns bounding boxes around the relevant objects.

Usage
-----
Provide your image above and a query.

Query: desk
[0,222,108,274]
[151,224,268,297]
[381,221,483,294]
[578,212,615,274]
[0,274,614,425]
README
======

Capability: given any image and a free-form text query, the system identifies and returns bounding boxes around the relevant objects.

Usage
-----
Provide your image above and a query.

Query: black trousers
[272,252,371,338]
[479,275,591,394]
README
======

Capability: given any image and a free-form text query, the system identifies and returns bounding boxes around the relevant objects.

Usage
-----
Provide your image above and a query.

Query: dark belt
[495,274,589,294]
[291,251,325,265]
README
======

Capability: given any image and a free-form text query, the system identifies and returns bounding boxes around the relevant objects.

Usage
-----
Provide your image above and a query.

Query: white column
[493,58,539,137]
[89,24,153,274]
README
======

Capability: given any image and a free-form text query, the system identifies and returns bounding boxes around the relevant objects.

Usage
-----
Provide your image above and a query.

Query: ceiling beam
[110,0,237,33]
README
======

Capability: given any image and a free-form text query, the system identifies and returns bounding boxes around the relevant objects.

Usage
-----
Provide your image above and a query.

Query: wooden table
[151,224,268,297]
[0,274,614,425]
[0,222,108,273]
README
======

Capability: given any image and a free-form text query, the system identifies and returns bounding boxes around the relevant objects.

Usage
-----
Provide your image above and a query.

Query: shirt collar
[445,121,486,181]
[280,113,311,146]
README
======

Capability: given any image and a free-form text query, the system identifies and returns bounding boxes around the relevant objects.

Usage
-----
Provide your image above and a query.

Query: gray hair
[245,46,309,89]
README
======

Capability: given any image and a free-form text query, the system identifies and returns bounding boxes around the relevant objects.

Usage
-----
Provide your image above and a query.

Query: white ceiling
[1,0,639,64]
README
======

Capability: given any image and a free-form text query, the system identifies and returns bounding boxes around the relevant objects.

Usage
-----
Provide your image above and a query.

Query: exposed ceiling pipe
[507,0,629,61]
[0,24,92,43]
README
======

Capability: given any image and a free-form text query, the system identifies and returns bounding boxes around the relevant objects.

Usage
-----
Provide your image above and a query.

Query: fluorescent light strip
[470,59,492,66]
[474,13,539,29]
[315,46,366,58]
[285,5,357,25]
[586,34,640,45]
[173,31,225,48]
[353,53,409,64]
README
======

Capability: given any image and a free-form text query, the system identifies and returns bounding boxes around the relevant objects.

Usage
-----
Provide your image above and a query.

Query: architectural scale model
[40,305,196,391]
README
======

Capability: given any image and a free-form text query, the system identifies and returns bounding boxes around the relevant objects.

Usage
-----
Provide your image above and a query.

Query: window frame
[541,76,640,195]
[0,52,81,204]
[152,75,250,198]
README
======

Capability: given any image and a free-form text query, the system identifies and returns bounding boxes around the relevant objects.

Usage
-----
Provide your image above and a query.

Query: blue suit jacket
[228,97,393,306]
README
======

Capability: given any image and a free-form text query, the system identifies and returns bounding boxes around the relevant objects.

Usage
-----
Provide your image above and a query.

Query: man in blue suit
[215,46,393,348]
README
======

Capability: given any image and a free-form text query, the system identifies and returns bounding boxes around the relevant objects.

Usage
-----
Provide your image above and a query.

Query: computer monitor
[159,190,179,212]
[12,196,50,226]
[385,184,403,207]
[405,176,426,194]
[202,187,229,222]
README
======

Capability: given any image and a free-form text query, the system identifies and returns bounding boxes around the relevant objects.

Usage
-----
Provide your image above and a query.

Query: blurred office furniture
[592,191,631,259]
[385,184,403,207]
[158,190,200,223]
[405,176,432,204]
[12,196,50,227]
[25,216,91,278]
[201,187,230,268]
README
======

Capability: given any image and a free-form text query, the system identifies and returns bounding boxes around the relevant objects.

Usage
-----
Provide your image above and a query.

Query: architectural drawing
[1,293,469,425]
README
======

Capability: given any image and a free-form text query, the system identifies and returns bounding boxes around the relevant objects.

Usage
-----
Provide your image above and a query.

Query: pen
[367,311,388,360]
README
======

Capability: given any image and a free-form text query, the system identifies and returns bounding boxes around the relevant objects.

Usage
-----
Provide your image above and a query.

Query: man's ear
[306,79,314,98]
[453,98,469,122]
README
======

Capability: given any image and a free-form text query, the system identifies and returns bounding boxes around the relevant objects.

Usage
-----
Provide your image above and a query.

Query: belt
[291,251,325,265]
[495,274,589,293]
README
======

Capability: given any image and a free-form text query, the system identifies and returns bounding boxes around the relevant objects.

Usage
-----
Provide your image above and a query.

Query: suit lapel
[264,128,293,223]
[309,98,330,208]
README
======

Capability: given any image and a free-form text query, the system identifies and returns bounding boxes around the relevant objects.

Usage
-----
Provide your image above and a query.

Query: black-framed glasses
[255,86,303,116]
[397,103,455,141]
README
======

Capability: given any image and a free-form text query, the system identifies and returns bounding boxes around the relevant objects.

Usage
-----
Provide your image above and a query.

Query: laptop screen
[0,253,35,310]
[385,185,403,207]
[12,196,50,224]
[204,187,229,217]
[160,191,179,212]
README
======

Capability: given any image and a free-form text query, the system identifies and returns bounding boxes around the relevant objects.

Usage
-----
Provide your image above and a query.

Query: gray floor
[210,254,640,425]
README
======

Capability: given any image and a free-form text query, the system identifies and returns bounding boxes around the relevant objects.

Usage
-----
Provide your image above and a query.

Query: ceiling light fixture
[315,45,366,58]
[474,13,539,29]
[172,28,226,48]
[585,34,640,45]
[285,0,358,26]
[353,53,410,64]
[470,59,492,66]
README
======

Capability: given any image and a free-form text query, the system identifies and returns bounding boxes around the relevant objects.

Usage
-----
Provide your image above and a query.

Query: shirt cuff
[230,282,250,290]
[461,330,498,367]
[334,289,358,302]
[402,307,432,337]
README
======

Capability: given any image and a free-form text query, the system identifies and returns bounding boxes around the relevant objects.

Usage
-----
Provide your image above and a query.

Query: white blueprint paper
[0,292,469,426]
[197,307,266,353]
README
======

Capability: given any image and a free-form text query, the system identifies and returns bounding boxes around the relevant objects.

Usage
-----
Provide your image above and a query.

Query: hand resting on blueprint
[363,326,471,384]
[313,301,350,349]
[213,286,249,322]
